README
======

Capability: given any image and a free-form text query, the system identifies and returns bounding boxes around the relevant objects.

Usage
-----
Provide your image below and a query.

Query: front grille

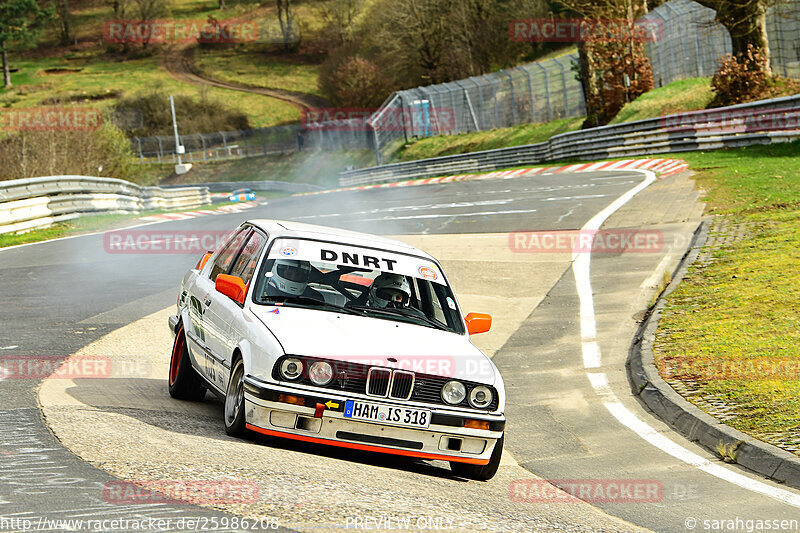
[390,370,414,400]
[366,367,391,396]
[272,356,499,411]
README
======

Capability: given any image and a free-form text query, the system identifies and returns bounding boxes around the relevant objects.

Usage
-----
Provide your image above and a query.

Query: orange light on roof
[464,419,490,430]
[277,394,305,406]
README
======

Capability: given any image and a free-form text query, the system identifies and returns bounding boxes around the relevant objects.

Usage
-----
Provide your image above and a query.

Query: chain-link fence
[642,0,800,86]
[369,54,585,164]
[132,122,374,163]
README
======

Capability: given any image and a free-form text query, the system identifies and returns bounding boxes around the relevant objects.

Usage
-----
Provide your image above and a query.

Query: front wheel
[168,325,206,401]
[449,434,503,481]
[224,358,246,436]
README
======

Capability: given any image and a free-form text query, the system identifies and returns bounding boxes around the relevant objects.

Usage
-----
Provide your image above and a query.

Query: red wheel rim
[170,327,184,385]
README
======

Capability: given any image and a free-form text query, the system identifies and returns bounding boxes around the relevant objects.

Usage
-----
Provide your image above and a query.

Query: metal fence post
[221,131,228,159]
[500,70,517,125]
[135,137,143,161]
[200,134,207,161]
[521,66,536,123]
[552,58,569,117]
[534,63,552,121]
[156,136,163,163]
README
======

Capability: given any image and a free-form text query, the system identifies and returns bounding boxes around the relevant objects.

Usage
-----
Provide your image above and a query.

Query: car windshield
[252,238,465,334]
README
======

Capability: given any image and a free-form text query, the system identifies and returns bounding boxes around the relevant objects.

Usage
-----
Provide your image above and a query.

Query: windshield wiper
[348,305,449,331]
[263,296,364,316]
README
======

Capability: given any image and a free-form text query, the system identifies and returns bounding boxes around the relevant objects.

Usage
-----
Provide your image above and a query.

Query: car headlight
[308,361,334,386]
[280,358,303,380]
[469,385,493,408]
[441,380,466,405]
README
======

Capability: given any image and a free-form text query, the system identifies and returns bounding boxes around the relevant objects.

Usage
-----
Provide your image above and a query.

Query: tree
[0,0,55,89]
[320,0,363,46]
[557,0,653,127]
[693,0,773,75]
[133,0,168,48]
[358,0,546,87]
[276,0,299,52]
[55,0,72,45]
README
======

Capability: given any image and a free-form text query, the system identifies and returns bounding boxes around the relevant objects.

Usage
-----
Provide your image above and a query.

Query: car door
[187,227,251,391]
[207,229,267,391]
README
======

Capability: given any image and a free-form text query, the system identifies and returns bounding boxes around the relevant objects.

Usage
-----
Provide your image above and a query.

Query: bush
[111,89,250,137]
[0,121,141,182]
[709,45,768,107]
[318,53,390,108]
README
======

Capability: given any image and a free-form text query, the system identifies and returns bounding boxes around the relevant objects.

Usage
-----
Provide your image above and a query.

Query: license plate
[344,400,431,429]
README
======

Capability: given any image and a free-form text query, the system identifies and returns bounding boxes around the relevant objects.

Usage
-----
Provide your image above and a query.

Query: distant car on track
[229,188,256,202]
[168,220,506,480]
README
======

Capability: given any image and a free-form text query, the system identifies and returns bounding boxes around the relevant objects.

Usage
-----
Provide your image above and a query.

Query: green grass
[0,51,299,128]
[654,139,800,447]
[391,116,584,162]
[194,47,322,96]
[609,77,714,124]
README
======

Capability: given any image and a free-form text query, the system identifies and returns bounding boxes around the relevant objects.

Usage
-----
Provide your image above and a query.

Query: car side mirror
[216,274,247,305]
[464,312,492,335]
[196,251,213,270]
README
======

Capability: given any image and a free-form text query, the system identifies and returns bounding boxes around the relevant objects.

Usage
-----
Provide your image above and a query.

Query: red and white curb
[139,201,257,222]
[299,158,689,196]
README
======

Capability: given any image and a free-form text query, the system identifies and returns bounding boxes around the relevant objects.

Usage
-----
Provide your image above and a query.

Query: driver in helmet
[266,260,323,300]
[367,273,413,309]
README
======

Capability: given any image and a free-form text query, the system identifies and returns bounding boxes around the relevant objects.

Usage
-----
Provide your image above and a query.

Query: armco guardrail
[0,176,210,235]
[160,180,323,194]
[340,94,800,187]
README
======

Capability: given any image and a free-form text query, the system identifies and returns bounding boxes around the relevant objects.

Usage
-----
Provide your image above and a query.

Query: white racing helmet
[268,260,311,296]
[368,273,411,308]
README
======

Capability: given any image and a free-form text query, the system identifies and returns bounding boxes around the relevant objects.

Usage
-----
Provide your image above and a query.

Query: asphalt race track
[2,170,800,532]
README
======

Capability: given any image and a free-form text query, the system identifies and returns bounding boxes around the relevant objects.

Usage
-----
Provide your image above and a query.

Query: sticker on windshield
[446,297,456,310]
[279,246,297,257]
[418,266,438,281]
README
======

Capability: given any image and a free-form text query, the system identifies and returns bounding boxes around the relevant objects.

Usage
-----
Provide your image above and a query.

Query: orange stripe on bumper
[245,424,490,465]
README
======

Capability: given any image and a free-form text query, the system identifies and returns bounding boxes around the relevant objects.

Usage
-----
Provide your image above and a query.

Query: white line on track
[573,169,800,508]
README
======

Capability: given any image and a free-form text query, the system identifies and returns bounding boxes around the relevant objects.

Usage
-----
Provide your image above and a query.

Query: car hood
[250,305,495,384]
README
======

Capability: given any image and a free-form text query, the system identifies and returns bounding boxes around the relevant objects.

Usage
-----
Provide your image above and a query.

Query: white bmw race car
[168,219,506,480]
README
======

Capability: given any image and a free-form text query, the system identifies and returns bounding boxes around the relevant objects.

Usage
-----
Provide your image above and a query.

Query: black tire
[168,325,206,401]
[450,434,503,481]
[224,357,247,436]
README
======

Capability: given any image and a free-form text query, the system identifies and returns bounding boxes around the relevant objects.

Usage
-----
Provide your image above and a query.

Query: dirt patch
[42,67,83,74]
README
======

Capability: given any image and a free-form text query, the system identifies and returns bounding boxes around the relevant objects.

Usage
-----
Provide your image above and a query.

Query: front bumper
[244,377,504,465]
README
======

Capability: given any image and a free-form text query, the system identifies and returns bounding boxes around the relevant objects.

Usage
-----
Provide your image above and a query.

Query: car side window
[230,231,266,285]
[209,228,251,282]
